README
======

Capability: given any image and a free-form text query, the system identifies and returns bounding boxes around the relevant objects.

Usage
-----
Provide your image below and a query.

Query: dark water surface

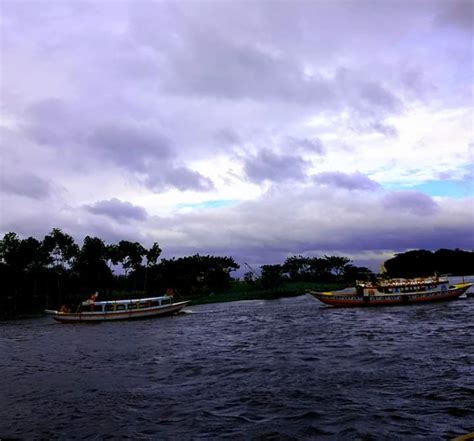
[1,287,474,439]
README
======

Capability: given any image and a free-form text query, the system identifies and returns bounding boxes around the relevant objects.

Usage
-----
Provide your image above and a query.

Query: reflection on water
[1,278,473,439]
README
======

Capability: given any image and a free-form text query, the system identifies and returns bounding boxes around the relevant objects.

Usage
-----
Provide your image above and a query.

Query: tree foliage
[260,264,285,289]
[73,236,112,293]
[279,254,367,284]
[43,228,79,269]
[1,228,471,317]
[384,249,474,278]
[157,254,239,295]
[0,230,239,316]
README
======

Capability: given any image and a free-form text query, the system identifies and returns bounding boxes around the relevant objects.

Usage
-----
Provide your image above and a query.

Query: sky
[0,0,473,271]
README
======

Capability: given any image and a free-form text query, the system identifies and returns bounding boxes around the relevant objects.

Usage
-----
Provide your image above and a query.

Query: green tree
[144,242,162,292]
[384,250,435,278]
[118,240,146,276]
[157,254,239,296]
[433,248,474,276]
[42,228,79,306]
[306,257,332,281]
[260,264,285,290]
[74,236,113,294]
[0,233,50,312]
[0,232,21,267]
[43,228,79,269]
[105,244,121,271]
[243,271,255,285]
[282,256,311,281]
[0,232,22,312]
[324,255,351,280]
[342,264,374,283]
[18,237,49,309]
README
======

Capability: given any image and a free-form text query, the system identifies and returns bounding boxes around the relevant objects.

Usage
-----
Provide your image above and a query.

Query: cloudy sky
[0,0,473,270]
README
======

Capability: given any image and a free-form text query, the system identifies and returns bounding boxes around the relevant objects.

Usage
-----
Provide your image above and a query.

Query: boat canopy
[81,295,172,307]
[356,276,448,289]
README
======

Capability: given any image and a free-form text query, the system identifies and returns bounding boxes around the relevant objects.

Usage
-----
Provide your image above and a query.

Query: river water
[1,279,473,440]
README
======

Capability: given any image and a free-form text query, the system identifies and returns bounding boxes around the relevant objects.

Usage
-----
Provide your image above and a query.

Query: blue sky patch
[411,180,473,198]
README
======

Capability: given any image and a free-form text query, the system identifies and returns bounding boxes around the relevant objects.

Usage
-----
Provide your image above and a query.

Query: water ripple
[1,294,473,439]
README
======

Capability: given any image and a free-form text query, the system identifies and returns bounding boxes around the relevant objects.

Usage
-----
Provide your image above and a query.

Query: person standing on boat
[165,288,176,297]
[85,292,99,311]
[59,304,70,313]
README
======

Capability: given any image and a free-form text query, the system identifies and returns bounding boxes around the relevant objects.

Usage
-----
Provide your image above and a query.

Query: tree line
[384,249,474,278]
[0,228,239,315]
[0,229,371,315]
[1,228,472,316]
[245,255,373,290]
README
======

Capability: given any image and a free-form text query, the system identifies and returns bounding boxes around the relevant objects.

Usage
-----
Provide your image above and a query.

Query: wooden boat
[45,294,190,323]
[307,277,472,308]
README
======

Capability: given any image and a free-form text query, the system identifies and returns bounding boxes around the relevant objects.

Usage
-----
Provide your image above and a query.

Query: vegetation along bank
[1,228,472,317]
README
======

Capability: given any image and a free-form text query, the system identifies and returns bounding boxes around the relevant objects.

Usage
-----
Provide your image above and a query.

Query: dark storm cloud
[24,98,80,146]
[0,195,149,246]
[125,3,406,124]
[163,43,403,122]
[1,0,472,269]
[382,191,439,215]
[295,222,474,255]
[151,24,333,104]
[244,150,308,183]
[87,125,172,172]
[20,99,215,192]
[436,0,473,31]
[217,61,328,104]
[145,166,214,192]
[85,198,148,222]
[144,187,474,268]
[332,69,405,128]
[313,172,381,191]
[0,173,52,199]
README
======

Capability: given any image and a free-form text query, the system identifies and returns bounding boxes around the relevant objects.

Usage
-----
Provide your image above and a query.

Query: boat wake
[182,309,221,314]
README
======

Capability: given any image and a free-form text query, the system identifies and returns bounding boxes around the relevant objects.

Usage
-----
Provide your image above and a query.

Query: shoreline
[1,282,344,320]
[5,277,472,320]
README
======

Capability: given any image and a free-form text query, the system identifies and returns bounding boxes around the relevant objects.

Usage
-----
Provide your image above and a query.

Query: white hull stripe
[51,302,189,322]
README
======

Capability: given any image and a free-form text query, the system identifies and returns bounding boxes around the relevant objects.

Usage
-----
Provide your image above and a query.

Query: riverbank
[4,276,473,319]
[67,281,347,306]
[186,281,346,305]
[0,282,346,319]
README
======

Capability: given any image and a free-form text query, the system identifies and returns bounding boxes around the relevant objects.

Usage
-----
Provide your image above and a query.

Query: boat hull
[308,284,472,308]
[48,301,190,323]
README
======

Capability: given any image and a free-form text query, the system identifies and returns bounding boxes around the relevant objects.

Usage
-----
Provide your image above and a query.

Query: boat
[45,294,190,323]
[307,276,473,308]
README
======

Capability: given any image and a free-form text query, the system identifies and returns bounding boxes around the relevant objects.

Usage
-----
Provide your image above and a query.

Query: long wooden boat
[45,295,190,323]
[308,277,472,308]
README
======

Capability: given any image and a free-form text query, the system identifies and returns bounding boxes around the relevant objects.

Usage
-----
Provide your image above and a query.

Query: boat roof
[82,295,171,306]
[357,276,448,288]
